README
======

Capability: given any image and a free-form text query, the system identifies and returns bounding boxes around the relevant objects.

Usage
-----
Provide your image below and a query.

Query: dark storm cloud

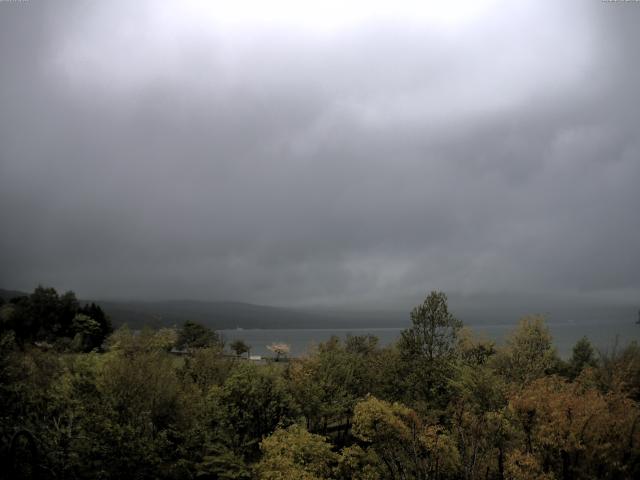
[1,0,639,308]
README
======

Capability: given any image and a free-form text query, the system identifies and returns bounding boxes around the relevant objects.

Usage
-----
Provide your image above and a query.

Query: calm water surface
[220,322,640,358]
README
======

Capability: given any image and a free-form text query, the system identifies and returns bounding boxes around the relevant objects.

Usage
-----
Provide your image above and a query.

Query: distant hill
[2,287,636,330]
[1,288,404,329]
[0,288,28,300]
[92,299,407,330]
[97,296,638,330]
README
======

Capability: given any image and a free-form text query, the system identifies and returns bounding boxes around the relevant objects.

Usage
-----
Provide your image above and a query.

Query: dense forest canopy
[1,287,639,479]
[0,286,112,351]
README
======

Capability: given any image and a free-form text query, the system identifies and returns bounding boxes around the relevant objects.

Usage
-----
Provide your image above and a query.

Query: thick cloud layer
[1,0,639,309]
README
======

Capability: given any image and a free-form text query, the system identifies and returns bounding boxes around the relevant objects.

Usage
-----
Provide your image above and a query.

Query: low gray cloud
[1,0,639,309]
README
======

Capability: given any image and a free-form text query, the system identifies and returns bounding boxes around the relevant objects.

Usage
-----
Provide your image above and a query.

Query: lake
[220,321,640,358]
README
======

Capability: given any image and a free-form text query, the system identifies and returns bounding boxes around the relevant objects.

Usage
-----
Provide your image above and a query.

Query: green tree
[457,327,496,366]
[449,364,508,480]
[492,315,557,385]
[0,287,112,350]
[0,303,19,333]
[4,297,29,347]
[352,395,461,480]
[27,286,61,339]
[107,325,177,353]
[345,334,379,355]
[58,290,80,335]
[78,302,112,339]
[196,441,251,480]
[255,425,338,480]
[398,291,462,409]
[288,337,357,434]
[177,320,222,350]
[70,313,102,352]
[400,291,462,361]
[230,339,250,358]
[336,445,382,480]
[595,340,640,401]
[568,336,597,379]
[180,345,236,392]
[212,362,297,458]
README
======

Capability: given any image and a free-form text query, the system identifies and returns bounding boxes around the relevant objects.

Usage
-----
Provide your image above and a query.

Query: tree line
[0,286,112,352]
[1,287,639,479]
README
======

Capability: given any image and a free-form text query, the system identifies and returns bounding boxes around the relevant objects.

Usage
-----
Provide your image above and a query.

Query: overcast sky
[1,0,639,309]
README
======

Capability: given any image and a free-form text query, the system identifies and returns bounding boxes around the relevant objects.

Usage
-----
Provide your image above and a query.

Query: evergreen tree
[398,291,462,409]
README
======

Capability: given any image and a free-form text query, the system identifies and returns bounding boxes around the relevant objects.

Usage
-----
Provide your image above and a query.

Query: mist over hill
[2,288,636,330]
[93,297,638,330]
